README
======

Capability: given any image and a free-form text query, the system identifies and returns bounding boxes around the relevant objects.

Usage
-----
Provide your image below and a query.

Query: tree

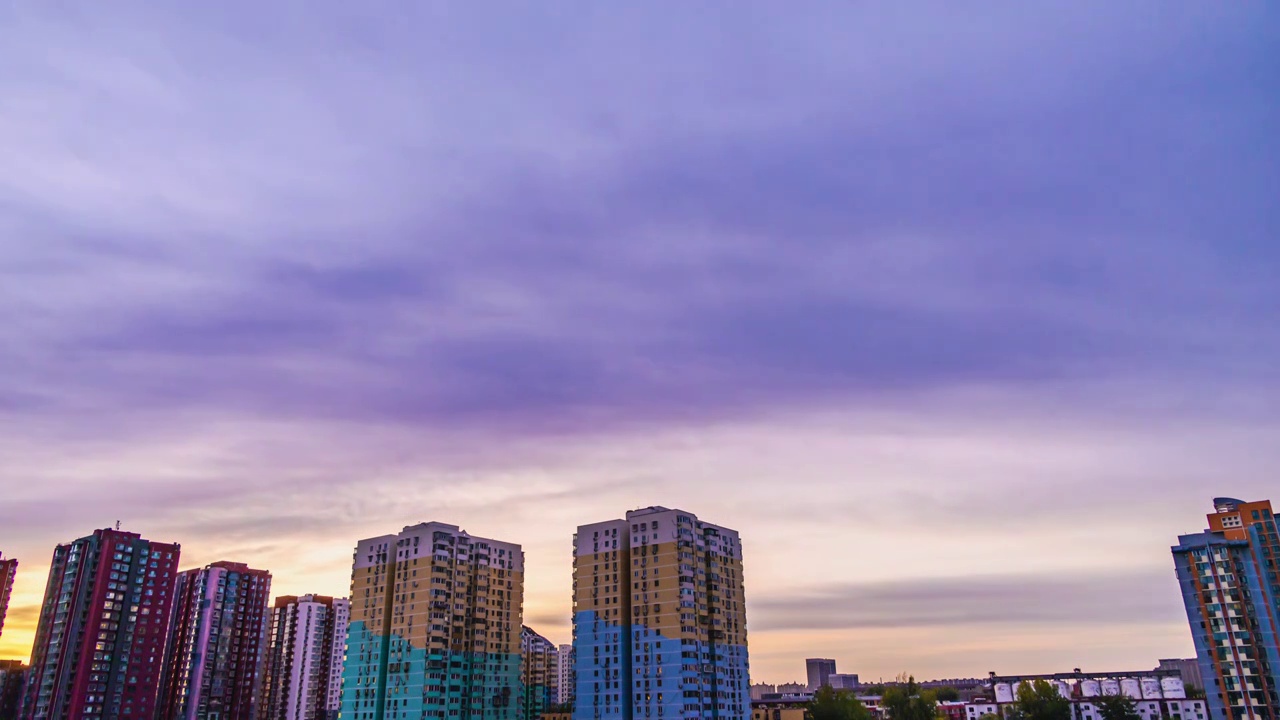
[934,687,960,702]
[1011,680,1070,720]
[1093,693,1141,720]
[808,686,873,720]
[881,677,937,720]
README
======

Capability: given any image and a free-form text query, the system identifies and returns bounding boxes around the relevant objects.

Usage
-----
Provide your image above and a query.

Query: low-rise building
[830,674,861,690]
[752,695,810,720]
[978,670,1207,720]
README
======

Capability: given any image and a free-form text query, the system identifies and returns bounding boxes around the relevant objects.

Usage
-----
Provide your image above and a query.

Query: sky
[1,1,1278,683]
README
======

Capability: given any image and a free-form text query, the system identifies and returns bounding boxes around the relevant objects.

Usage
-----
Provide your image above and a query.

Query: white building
[557,643,575,705]
[261,594,350,720]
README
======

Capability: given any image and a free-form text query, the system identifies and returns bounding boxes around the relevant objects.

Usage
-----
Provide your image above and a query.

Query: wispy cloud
[0,0,1276,678]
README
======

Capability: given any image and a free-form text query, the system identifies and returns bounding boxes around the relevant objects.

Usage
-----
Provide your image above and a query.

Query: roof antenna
[115,520,121,531]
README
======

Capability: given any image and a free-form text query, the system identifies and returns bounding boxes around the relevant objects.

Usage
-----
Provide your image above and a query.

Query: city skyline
[2,0,1279,686]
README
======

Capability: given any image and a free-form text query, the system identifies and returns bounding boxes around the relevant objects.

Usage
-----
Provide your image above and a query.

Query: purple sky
[2,2,1278,681]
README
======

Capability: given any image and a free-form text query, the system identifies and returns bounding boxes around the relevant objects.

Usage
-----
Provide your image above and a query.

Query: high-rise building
[1173,497,1280,720]
[572,506,750,720]
[0,660,27,718]
[557,644,575,706]
[522,626,559,720]
[805,659,836,691]
[341,522,524,720]
[21,527,181,720]
[0,552,15,639]
[158,560,273,720]
[261,594,350,720]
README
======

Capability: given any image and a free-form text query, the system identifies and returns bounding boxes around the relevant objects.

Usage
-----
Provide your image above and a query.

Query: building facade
[1156,659,1204,696]
[341,522,524,720]
[806,660,836,691]
[828,674,860,691]
[573,506,750,720]
[261,594,350,720]
[158,561,272,720]
[522,627,560,720]
[986,670,1204,720]
[0,552,16,639]
[1173,497,1280,720]
[0,660,27,719]
[557,644,575,706]
[21,528,181,720]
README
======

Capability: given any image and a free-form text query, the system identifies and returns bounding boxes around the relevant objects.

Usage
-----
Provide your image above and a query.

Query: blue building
[573,508,750,720]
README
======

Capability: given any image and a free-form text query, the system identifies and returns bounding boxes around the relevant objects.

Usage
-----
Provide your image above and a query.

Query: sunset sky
[1,2,1277,683]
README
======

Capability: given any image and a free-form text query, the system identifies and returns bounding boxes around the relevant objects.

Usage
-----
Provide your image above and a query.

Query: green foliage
[1093,693,1141,720]
[808,686,873,720]
[1011,680,1071,720]
[977,714,1001,720]
[933,687,960,702]
[861,685,887,696]
[881,677,938,720]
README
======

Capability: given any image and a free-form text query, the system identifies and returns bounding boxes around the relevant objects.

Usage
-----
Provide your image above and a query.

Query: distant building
[775,682,806,694]
[983,670,1207,720]
[750,683,777,700]
[1173,498,1280,720]
[522,626,560,720]
[0,660,27,719]
[556,643,575,706]
[21,527,181,720]
[341,522,524,720]
[807,659,837,690]
[573,507,750,720]
[261,594,350,720]
[1155,659,1203,695]
[0,552,15,639]
[158,560,273,720]
[829,673,860,690]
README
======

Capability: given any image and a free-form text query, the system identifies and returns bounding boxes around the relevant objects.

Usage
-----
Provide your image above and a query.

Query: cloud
[752,570,1185,631]
[0,0,1276,678]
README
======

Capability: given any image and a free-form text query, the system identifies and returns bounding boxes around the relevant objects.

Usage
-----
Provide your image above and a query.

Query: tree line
[807,678,1147,720]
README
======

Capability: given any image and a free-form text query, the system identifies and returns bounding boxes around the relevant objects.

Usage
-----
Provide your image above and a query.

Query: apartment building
[341,522,524,720]
[522,626,560,720]
[261,594,350,720]
[0,552,15,639]
[557,644,575,706]
[158,560,273,719]
[21,528,181,720]
[1173,497,1280,720]
[573,506,750,720]
[0,660,27,719]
